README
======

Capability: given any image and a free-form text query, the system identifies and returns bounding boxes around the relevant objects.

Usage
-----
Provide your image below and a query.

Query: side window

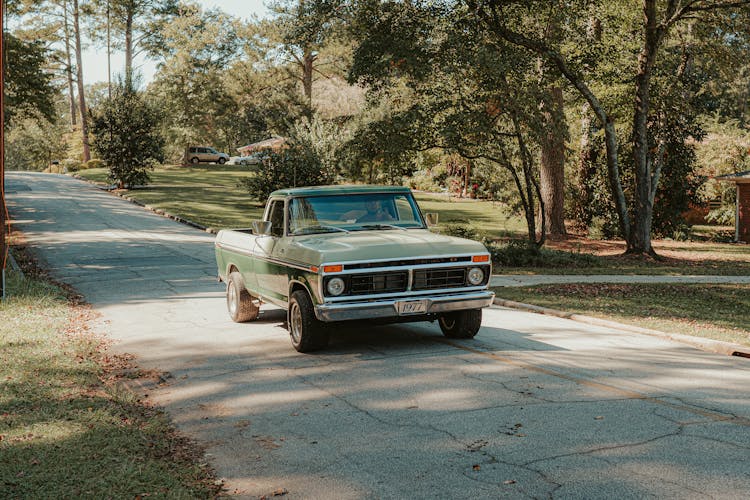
[267,200,285,237]
[189,147,197,153]
[199,148,209,154]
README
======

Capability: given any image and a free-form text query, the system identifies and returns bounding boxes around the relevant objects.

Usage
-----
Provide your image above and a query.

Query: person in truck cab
[357,199,394,223]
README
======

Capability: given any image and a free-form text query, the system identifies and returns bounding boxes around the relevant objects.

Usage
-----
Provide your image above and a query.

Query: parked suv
[186,146,230,165]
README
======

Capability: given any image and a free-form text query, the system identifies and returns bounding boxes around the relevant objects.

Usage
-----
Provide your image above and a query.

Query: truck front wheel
[227,272,260,322]
[438,309,482,339]
[288,290,329,352]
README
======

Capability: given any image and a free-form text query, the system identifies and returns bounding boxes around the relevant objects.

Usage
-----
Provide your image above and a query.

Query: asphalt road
[7,172,750,499]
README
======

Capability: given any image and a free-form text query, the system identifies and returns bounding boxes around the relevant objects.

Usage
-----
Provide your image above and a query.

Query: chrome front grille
[349,271,408,295]
[412,267,467,290]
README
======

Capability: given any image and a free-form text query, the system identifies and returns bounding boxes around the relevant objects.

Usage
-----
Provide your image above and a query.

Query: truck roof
[269,185,413,197]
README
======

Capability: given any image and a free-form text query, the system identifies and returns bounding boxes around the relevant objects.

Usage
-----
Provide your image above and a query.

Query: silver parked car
[185,146,230,165]
[229,153,264,166]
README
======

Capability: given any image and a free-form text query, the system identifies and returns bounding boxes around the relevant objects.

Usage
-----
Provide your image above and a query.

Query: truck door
[253,199,287,301]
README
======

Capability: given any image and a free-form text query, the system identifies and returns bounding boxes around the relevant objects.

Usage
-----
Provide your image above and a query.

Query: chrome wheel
[290,301,303,344]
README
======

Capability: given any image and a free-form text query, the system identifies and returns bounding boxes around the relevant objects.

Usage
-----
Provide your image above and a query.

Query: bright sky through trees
[81,0,268,84]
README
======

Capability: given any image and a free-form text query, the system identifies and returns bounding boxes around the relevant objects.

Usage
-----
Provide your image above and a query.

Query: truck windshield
[288,193,425,235]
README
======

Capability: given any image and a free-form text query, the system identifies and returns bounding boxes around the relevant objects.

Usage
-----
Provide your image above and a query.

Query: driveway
[7,172,750,499]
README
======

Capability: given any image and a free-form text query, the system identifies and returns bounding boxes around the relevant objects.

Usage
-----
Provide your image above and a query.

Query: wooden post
[1,6,6,300]
[737,184,741,244]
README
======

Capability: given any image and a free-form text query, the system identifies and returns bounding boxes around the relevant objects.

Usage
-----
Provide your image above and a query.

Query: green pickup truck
[214,185,495,352]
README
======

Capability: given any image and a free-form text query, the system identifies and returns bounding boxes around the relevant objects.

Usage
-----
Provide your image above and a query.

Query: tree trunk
[574,103,597,228]
[629,0,663,255]
[302,50,314,107]
[572,14,601,230]
[72,0,91,162]
[125,6,134,82]
[539,85,567,236]
[63,0,77,126]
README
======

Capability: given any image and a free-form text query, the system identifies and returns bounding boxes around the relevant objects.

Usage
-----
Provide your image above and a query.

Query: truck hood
[287,229,488,265]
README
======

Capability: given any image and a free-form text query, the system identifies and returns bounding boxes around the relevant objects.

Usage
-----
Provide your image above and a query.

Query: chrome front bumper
[314,290,496,322]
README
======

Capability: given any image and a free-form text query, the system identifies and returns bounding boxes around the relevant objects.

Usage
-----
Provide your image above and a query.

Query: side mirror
[252,220,273,235]
[424,213,439,227]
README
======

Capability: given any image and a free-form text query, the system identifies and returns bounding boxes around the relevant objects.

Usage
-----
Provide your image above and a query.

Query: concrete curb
[71,174,219,234]
[493,297,750,359]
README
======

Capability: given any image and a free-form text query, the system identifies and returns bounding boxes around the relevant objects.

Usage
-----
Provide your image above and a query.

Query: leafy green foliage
[5,116,67,171]
[490,240,601,269]
[239,147,335,201]
[3,33,57,126]
[148,4,242,159]
[90,82,164,187]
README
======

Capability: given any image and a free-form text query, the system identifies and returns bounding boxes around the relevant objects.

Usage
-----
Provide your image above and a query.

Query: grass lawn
[0,265,221,497]
[494,283,750,347]
[74,166,527,236]
[75,165,266,229]
[74,165,750,274]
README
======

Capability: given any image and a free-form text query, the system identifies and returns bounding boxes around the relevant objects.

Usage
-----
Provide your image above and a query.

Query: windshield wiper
[292,225,349,235]
[357,224,407,231]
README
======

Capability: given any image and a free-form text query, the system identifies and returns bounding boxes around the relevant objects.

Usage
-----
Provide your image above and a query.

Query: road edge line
[493,297,750,359]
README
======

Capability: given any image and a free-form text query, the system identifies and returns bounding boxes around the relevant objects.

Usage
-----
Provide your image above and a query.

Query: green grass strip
[494,283,750,347]
[0,268,220,497]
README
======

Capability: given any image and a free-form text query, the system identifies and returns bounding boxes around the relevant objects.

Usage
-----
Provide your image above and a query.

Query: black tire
[288,290,329,352]
[190,157,200,164]
[218,157,226,164]
[227,272,260,323]
[438,309,482,339]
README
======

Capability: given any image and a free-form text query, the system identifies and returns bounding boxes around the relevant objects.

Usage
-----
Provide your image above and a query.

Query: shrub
[90,79,164,188]
[61,158,82,172]
[238,147,334,201]
[441,220,483,242]
[84,158,106,170]
[489,240,601,268]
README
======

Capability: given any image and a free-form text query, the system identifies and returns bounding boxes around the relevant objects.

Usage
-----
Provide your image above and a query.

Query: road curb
[71,174,219,234]
[493,297,750,359]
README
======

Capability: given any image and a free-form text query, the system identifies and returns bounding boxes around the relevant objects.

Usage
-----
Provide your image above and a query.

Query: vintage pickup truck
[214,185,495,352]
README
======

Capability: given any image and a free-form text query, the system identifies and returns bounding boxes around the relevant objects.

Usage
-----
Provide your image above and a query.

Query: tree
[468,0,750,255]
[72,0,91,161]
[90,79,164,187]
[3,33,57,126]
[5,116,68,171]
[87,0,179,79]
[346,1,550,244]
[148,3,242,159]
[240,147,335,201]
[267,0,351,111]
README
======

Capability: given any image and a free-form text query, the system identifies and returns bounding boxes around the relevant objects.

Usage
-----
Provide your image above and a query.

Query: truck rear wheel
[438,309,482,339]
[288,290,329,352]
[227,272,260,322]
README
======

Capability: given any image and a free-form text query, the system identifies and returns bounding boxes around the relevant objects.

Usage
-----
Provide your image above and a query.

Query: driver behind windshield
[356,199,394,223]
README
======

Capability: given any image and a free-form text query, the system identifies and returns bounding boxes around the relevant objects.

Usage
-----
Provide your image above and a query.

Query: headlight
[467,267,484,285]
[326,277,345,296]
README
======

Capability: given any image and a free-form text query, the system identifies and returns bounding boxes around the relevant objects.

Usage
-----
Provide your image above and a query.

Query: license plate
[397,300,428,315]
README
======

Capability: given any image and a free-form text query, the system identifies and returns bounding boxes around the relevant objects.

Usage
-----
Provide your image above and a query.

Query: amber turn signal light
[323,264,343,273]
[472,255,490,263]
